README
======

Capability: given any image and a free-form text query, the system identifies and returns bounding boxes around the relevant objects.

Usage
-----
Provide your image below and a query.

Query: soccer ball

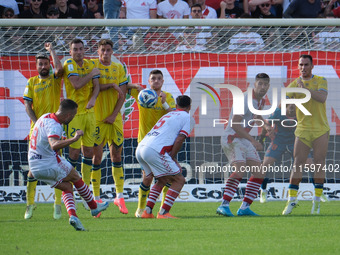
[138,89,158,108]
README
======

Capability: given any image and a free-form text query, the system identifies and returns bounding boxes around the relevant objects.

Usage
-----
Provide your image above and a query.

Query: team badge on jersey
[68,64,74,72]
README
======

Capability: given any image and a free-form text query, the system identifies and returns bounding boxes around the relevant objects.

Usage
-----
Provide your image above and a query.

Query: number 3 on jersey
[154,115,171,130]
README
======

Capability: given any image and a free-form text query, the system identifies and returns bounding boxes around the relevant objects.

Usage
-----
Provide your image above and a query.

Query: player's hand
[91,68,101,77]
[74,130,84,140]
[86,98,96,109]
[160,91,166,103]
[252,140,263,151]
[44,42,53,52]
[104,114,117,124]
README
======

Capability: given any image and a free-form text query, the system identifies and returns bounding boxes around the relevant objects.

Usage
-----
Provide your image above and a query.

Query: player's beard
[39,69,49,77]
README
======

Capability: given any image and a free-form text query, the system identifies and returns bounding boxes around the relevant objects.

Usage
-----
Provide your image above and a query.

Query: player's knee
[111,154,121,163]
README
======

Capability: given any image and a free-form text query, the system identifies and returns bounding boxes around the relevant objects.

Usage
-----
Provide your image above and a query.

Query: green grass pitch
[1,201,340,255]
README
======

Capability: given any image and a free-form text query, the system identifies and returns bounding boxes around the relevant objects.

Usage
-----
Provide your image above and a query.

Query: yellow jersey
[131,88,176,142]
[23,74,62,129]
[63,58,99,115]
[287,75,329,133]
[91,59,128,121]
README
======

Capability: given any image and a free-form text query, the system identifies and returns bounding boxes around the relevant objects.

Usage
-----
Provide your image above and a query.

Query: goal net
[1,19,340,203]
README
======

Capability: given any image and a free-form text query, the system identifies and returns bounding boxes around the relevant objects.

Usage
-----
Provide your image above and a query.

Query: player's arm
[48,130,83,151]
[99,82,119,91]
[160,92,174,113]
[86,78,100,109]
[231,115,263,151]
[45,43,63,77]
[104,84,127,124]
[68,68,101,90]
[169,134,187,159]
[24,100,38,124]
[297,79,327,103]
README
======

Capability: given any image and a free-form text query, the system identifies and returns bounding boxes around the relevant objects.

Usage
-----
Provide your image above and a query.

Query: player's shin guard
[54,188,62,205]
[26,177,37,205]
[138,183,150,209]
[223,173,242,202]
[288,184,299,200]
[81,156,92,186]
[146,183,163,210]
[161,188,180,213]
[62,191,77,217]
[112,162,124,195]
[91,164,101,200]
[243,177,263,205]
[160,183,171,208]
[73,179,97,210]
[314,183,324,202]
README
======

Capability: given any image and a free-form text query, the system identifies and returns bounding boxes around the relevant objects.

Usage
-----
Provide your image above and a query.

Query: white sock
[221,200,230,206]
[240,202,250,210]
[117,193,124,199]
[314,196,321,202]
[288,196,296,201]
[94,196,100,201]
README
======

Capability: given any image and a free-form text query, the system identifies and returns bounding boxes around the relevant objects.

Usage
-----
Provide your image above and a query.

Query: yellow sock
[54,188,62,205]
[315,188,323,198]
[288,189,298,198]
[91,164,101,199]
[160,186,169,208]
[81,157,92,186]
[113,164,124,194]
[138,183,150,209]
[26,178,37,205]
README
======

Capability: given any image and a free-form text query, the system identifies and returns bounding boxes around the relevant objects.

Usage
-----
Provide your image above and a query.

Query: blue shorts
[265,142,294,161]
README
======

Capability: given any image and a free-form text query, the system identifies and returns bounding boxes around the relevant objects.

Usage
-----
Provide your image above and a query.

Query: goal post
[1,19,340,203]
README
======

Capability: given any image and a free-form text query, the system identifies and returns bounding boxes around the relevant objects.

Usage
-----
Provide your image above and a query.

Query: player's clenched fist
[74,130,84,140]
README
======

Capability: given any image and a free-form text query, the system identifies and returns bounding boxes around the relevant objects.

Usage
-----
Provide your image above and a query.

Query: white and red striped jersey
[28,113,64,162]
[222,89,265,143]
[139,109,191,154]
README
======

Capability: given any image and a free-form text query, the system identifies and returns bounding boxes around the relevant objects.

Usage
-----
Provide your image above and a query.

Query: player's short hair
[176,95,191,108]
[149,69,163,77]
[98,39,113,49]
[191,4,202,11]
[69,38,84,48]
[300,54,313,64]
[35,52,49,62]
[255,73,270,82]
[59,99,78,112]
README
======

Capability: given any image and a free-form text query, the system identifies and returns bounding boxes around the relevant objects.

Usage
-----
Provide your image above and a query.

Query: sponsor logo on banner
[1,184,340,203]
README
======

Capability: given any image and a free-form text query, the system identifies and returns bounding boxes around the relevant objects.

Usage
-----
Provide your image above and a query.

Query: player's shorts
[265,142,294,161]
[65,112,96,149]
[29,155,73,188]
[135,145,181,178]
[221,137,261,165]
[295,129,329,148]
[94,118,124,147]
